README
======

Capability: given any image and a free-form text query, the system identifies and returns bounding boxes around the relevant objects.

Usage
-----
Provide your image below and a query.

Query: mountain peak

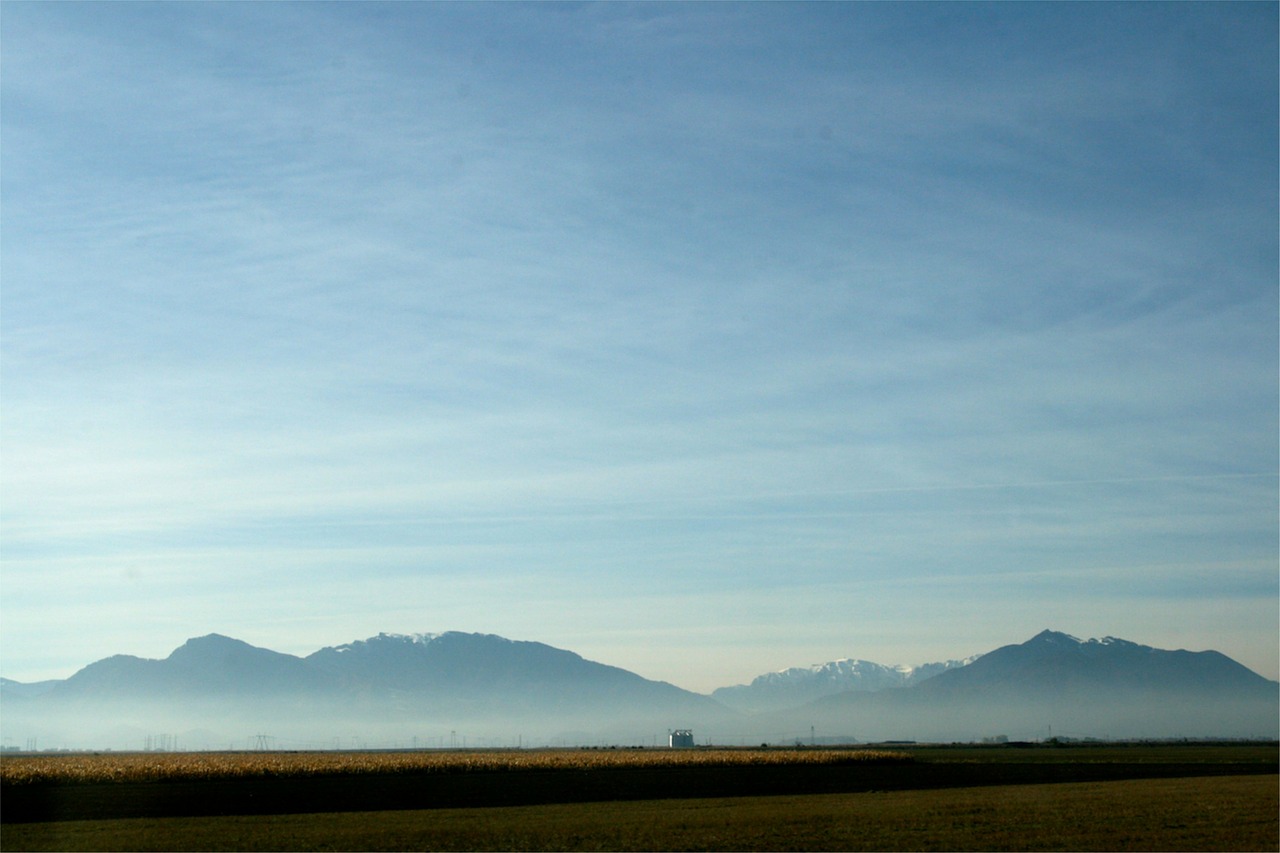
[189,633,245,644]
[1029,629,1083,646]
[167,634,260,660]
[1023,632,1156,656]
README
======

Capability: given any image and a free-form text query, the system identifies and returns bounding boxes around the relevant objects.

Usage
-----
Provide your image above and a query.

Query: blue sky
[2,2,1276,693]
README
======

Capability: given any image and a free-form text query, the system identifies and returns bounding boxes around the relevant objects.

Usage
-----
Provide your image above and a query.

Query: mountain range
[2,630,1275,749]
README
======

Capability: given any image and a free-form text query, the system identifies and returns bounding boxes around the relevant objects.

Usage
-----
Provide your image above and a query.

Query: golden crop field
[0,747,911,786]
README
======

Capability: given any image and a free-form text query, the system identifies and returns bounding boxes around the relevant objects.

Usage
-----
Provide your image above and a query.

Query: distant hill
[50,634,336,699]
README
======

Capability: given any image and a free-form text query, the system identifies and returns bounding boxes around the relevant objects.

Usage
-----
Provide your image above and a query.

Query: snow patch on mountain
[322,632,442,655]
[712,653,982,713]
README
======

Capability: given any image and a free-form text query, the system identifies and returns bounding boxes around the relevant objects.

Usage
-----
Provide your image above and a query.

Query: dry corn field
[0,748,912,786]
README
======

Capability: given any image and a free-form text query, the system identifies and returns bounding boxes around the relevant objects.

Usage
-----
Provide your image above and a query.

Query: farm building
[669,729,694,748]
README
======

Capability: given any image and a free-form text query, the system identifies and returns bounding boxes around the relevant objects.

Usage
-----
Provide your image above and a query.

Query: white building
[669,729,694,748]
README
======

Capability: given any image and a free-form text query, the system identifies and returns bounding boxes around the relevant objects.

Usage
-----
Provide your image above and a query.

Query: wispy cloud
[2,3,1275,690]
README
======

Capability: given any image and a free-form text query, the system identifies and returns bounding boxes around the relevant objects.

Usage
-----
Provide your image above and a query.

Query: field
[2,744,1276,851]
[0,746,912,785]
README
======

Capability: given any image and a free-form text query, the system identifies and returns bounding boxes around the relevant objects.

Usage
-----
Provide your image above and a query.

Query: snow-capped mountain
[789,630,1279,742]
[712,654,980,713]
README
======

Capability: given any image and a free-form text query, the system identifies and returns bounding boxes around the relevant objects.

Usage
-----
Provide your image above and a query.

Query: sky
[1,2,1276,694]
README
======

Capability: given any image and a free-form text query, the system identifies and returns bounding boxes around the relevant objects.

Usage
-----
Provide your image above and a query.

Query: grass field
[4,774,1275,851]
[2,744,1275,851]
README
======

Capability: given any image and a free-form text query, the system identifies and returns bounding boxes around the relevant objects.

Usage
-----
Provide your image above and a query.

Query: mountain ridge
[2,629,1275,748]
[4,628,1276,700]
